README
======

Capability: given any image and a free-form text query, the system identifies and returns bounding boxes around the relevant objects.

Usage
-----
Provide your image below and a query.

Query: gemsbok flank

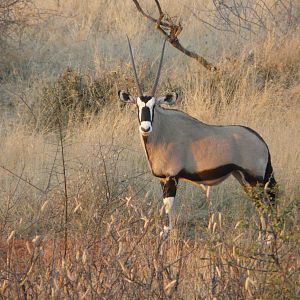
[118,37,277,242]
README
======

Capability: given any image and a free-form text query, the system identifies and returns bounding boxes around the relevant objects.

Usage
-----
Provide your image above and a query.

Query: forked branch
[132,0,217,71]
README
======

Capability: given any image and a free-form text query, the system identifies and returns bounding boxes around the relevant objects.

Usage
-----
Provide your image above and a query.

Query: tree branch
[132,0,217,71]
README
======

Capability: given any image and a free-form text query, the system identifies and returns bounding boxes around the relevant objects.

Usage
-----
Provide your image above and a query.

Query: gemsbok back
[118,37,278,242]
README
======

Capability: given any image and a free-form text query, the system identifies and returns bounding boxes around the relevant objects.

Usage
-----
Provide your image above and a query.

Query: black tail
[264,152,277,208]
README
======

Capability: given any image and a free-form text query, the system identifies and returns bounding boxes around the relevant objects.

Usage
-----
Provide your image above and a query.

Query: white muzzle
[139,121,152,136]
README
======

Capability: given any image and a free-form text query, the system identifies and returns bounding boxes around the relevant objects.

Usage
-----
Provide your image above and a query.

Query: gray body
[142,106,269,186]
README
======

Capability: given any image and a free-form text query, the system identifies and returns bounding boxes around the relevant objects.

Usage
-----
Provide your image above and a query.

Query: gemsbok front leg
[160,177,178,236]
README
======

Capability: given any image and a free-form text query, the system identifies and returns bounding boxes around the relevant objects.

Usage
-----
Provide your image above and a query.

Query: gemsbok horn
[118,38,278,242]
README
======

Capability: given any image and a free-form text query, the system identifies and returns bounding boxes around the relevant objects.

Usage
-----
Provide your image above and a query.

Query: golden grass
[0,0,299,298]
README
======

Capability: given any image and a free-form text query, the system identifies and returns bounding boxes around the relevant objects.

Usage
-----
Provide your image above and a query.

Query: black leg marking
[160,177,178,198]
[160,177,178,231]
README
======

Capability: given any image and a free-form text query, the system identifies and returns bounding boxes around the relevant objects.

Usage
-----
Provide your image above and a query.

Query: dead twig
[0,165,45,194]
[4,89,37,123]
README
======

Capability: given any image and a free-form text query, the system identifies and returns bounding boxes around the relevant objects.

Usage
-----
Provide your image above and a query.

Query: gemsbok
[118,37,277,242]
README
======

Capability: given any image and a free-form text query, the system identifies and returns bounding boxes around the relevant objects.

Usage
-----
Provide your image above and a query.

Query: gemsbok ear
[156,92,178,106]
[118,90,136,104]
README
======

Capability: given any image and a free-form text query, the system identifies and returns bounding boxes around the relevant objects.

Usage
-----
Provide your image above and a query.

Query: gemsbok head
[118,37,278,243]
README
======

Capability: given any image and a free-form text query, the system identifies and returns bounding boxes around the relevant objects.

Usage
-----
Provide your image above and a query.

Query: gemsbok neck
[141,106,209,145]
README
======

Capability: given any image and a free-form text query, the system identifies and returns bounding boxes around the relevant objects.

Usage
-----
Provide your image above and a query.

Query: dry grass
[0,0,299,299]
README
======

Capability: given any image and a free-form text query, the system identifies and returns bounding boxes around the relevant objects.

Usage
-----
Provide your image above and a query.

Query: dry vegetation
[0,0,299,299]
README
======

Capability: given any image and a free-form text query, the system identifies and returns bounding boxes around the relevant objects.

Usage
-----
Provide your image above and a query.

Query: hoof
[266,232,275,245]
[258,231,275,246]
[160,226,171,239]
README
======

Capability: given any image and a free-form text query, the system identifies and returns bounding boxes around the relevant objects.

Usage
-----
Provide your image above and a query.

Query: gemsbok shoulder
[118,37,278,242]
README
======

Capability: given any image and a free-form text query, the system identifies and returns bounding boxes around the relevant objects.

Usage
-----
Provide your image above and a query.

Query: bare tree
[132,0,217,71]
[191,0,298,38]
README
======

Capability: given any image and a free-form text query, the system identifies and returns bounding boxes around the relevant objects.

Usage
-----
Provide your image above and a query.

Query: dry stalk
[57,114,69,259]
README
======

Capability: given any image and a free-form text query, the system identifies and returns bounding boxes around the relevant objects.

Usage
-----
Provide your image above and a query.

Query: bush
[36,67,116,130]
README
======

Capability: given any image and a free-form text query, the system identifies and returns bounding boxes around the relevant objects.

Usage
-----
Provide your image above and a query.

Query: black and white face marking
[136,96,156,136]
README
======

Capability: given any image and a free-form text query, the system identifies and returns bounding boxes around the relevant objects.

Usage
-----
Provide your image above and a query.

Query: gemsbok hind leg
[233,170,277,244]
[250,185,277,245]
[253,165,278,244]
[261,170,278,244]
[246,185,273,243]
[160,177,178,236]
